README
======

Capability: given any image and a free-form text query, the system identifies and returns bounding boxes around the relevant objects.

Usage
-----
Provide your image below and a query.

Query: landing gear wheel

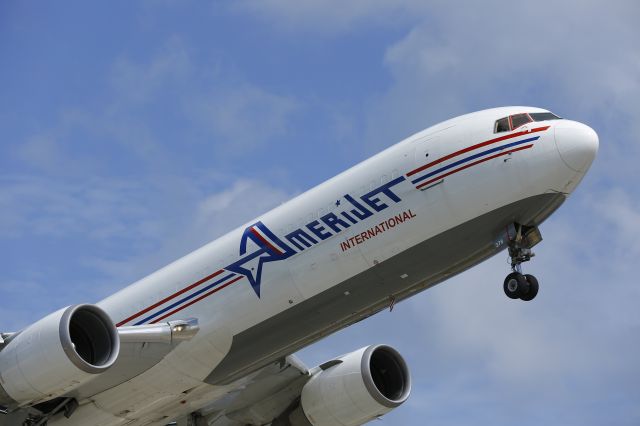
[503,272,528,299]
[520,274,539,301]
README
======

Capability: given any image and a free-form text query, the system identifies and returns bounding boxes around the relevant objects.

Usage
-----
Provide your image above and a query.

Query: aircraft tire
[503,272,528,299]
[520,274,539,301]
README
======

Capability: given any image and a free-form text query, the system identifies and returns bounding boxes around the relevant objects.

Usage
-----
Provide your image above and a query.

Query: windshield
[494,111,563,133]
[510,113,532,129]
[529,112,562,121]
[494,117,510,133]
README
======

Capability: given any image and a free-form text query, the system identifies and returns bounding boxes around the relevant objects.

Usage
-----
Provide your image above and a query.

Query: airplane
[0,106,598,426]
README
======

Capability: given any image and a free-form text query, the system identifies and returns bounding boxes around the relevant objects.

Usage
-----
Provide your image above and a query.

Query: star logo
[225,222,295,297]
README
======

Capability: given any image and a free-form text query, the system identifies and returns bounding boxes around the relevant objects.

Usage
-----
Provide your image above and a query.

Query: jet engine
[282,345,411,426]
[0,304,119,407]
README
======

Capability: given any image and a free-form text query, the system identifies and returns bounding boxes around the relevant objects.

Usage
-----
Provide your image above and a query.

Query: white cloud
[188,178,295,246]
[111,37,301,156]
[85,176,295,280]
[184,84,299,153]
[10,37,303,201]
[589,187,640,260]
[18,133,62,173]
[110,36,192,104]
[0,175,158,240]
[230,0,415,35]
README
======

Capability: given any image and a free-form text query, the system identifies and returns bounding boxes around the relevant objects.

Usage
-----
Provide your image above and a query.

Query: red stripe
[150,275,244,324]
[250,228,283,255]
[407,126,549,177]
[416,144,533,190]
[116,269,225,327]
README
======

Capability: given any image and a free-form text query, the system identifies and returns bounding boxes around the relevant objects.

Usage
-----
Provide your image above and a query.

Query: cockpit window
[494,117,510,133]
[529,112,562,121]
[494,111,563,133]
[510,113,533,130]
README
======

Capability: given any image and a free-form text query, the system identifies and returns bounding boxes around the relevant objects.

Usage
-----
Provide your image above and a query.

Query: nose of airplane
[554,121,599,173]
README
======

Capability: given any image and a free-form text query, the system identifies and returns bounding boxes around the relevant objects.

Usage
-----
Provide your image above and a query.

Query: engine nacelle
[0,304,119,407]
[299,345,411,426]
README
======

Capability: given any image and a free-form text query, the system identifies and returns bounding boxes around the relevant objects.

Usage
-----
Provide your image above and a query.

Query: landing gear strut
[500,223,542,301]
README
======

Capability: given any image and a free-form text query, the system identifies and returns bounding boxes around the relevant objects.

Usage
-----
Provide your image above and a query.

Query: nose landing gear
[499,224,542,301]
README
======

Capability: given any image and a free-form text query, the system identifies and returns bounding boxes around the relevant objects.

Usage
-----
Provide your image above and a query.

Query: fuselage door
[408,134,443,191]
[413,136,441,167]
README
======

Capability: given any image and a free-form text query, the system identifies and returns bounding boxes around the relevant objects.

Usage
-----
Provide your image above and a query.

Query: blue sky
[1,1,639,425]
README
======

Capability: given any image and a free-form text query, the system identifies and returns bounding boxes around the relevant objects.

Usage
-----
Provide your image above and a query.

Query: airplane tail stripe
[116,269,225,326]
[416,144,534,190]
[407,126,549,177]
[134,273,238,325]
[411,136,540,185]
[150,275,244,324]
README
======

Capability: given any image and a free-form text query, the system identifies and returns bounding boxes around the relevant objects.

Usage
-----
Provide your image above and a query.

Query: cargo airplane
[0,107,598,426]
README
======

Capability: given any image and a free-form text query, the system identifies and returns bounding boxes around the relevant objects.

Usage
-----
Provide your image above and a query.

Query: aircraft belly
[205,192,565,385]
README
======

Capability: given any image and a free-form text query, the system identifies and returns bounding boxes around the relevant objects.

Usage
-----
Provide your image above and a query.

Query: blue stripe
[411,136,540,185]
[134,272,237,325]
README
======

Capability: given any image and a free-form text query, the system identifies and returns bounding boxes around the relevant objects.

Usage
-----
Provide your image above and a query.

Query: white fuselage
[48,106,597,425]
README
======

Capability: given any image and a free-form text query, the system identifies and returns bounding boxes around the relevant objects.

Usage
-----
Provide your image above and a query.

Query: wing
[182,355,310,426]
